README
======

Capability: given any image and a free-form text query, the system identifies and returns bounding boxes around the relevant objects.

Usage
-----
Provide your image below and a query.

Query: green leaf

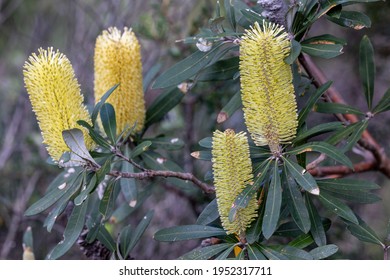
[359,35,375,109]
[197,57,239,81]
[229,159,271,223]
[287,141,353,169]
[143,63,162,92]
[262,161,282,239]
[178,243,232,260]
[120,147,137,207]
[154,225,226,242]
[288,234,315,249]
[302,34,347,45]
[119,224,132,259]
[145,88,185,127]
[131,141,152,158]
[279,245,313,260]
[247,244,267,260]
[258,244,288,260]
[246,196,266,244]
[326,121,366,149]
[198,137,213,149]
[100,103,117,143]
[314,102,365,116]
[47,197,89,259]
[153,43,234,88]
[99,179,120,220]
[305,193,327,246]
[240,9,265,25]
[224,0,236,31]
[77,120,112,150]
[342,120,368,152]
[283,157,319,195]
[126,210,154,254]
[320,187,380,204]
[25,170,82,216]
[282,169,311,233]
[217,91,242,123]
[298,81,332,126]
[310,244,339,259]
[344,216,385,247]
[328,11,371,29]
[196,199,220,225]
[373,88,390,114]
[92,84,119,126]
[23,226,34,250]
[215,244,236,260]
[301,43,343,59]
[191,150,212,161]
[62,129,98,166]
[74,174,97,206]
[293,122,344,143]
[97,225,116,252]
[284,40,301,65]
[147,137,184,150]
[318,191,358,224]
[317,178,380,191]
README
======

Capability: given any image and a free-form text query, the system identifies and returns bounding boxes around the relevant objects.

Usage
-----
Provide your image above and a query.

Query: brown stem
[109,169,215,194]
[299,54,390,178]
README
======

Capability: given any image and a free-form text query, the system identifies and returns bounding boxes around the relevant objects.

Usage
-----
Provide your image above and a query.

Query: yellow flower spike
[94,27,145,135]
[23,47,94,162]
[240,20,298,156]
[211,129,258,236]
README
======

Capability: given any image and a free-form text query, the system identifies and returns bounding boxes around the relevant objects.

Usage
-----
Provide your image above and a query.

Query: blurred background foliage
[0,0,389,259]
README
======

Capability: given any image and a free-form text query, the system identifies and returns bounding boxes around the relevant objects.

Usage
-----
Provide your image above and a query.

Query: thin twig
[109,169,215,194]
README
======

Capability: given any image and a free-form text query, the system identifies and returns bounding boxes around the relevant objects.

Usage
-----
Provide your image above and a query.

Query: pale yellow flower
[23,47,93,162]
[212,129,258,235]
[240,21,298,155]
[94,27,145,135]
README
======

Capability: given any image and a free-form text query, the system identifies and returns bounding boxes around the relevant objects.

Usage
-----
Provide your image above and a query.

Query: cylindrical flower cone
[240,21,298,156]
[23,47,93,162]
[94,27,145,135]
[212,129,258,236]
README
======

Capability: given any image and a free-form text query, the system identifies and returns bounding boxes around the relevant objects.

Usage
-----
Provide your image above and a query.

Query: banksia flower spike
[94,27,145,135]
[240,21,298,156]
[211,129,258,236]
[23,47,93,162]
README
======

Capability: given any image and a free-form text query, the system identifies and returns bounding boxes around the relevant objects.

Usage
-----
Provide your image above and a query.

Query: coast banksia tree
[211,129,258,236]
[240,21,298,156]
[94,27,145,135]
[23,47,93,162]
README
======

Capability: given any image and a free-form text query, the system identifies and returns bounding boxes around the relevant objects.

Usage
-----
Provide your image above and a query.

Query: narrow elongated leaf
[224,0,236,31]
[282,169,311,233]
[305,193,327,246]
[153,43,234,88]
[77,120,112,149]
[215,244,236,260]
[302,34,347,45]
[178,243,232,260]
[288,234,315,249]
[143,63,162,92]
[317,178,380,191]
[97,225,116,252]
[262,162,282,239]
[240,9,265,25]
[293,122,344,143]
[359,35,375,109]
[298,81,332,126]
[301,43,343,59]
[284,40,302,65]
[279,245,313,260]
[147,137,184,150]
[74,174,97,206]
[47,198,89,259]
[283,157,319,195]
[314,102,365,116]
[100,103,116,143]
[320,187,380,204]
[373,88,390,114]
[288,141,353,169]
[247,244,267,260]
[342,120,368,152]
[145,88,184,126]
[131,141,152,158]
[344,216,385,247]
[197,57,239,81]
[310,244,339,259]
[92,84,119,125]
[120,156,137,208]
[198,137,213,149]
[126,210,154,255]
[119,224,132,259]
[217,91,242,123]
[318,191,358,224]
[62,129,97,166]
[258,244,288,260]
[328,11,371,29]
[154,225,226,242]
[99,179,120,220]
[326,121,363,145]
[191,150,212,161]
[196,199,220,225]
